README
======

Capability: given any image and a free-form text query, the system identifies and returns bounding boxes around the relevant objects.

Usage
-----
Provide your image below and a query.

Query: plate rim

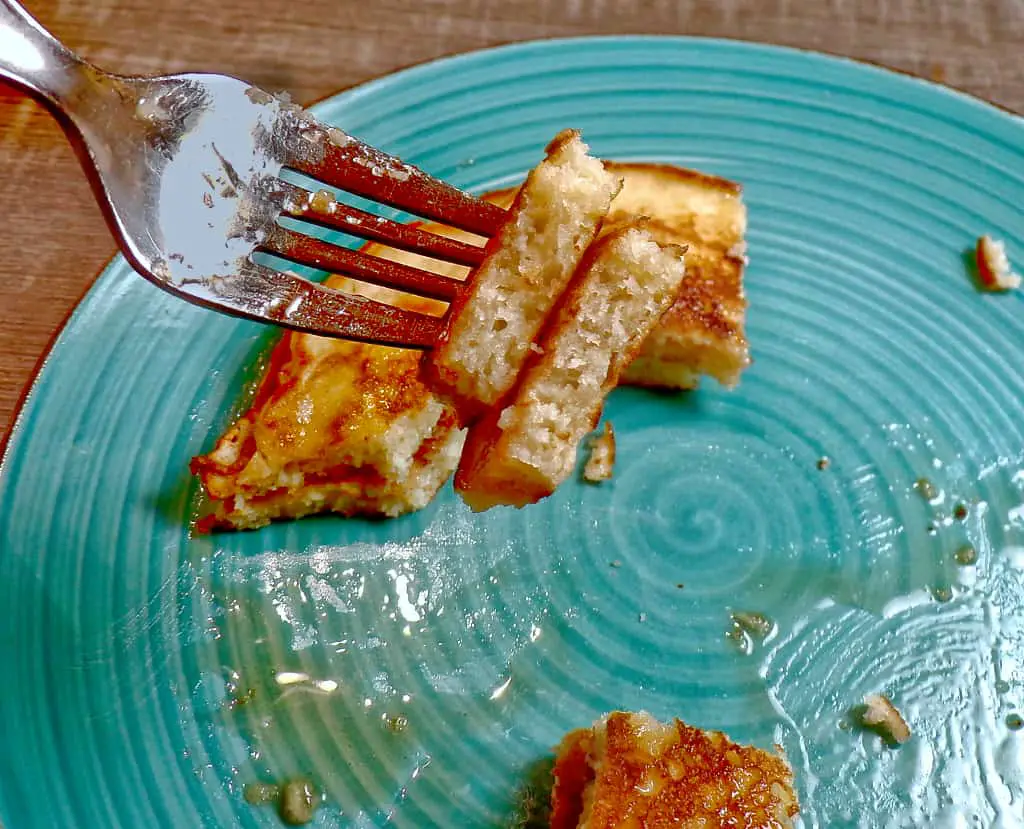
[326,33,1024,123]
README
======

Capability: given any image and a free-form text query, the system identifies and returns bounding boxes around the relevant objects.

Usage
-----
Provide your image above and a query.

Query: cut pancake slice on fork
[422,129,623,422]
[367,161,750,395]
[454,224,687,511]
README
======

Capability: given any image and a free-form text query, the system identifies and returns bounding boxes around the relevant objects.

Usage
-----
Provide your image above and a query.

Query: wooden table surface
[1,0,1022,442]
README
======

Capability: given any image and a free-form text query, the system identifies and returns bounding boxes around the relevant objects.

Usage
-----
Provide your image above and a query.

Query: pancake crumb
[976,235,1022,291]
[859,694,911,745]
[583,422,616,483]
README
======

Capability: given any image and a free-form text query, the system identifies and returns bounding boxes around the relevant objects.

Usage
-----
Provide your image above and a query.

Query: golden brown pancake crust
[190,277,457,531]
[551,712,799,829]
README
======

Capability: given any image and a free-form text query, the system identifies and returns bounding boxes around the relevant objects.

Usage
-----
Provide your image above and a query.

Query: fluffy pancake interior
[455,226,686,511]
[424,129,622,417]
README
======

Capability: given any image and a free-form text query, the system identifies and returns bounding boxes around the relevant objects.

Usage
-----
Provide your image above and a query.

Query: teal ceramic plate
[3,36,1024,828]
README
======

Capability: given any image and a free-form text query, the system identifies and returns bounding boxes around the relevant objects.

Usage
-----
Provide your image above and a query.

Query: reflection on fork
[0,0,506,346]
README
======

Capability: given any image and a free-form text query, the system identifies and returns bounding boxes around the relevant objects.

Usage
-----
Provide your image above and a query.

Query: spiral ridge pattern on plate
[3,37,1024,828]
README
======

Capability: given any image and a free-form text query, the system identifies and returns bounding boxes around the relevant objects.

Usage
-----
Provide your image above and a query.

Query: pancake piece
[550,712,799,829]
[455,226,686,511]
[364,162,748,394]
[190,279,463,531]
[604,164,749,389]
[423,129,622,421]
[194,161,747,529]
[582,421,616,483]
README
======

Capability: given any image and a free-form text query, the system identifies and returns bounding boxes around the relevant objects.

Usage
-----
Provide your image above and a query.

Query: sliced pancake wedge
[422,129,622,421]
[605,163,749,389]
[365,161,749,394]
[454,225,686,511]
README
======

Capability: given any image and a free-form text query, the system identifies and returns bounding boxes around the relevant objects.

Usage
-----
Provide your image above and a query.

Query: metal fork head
[0,0,504,346]
[88,72,485,347]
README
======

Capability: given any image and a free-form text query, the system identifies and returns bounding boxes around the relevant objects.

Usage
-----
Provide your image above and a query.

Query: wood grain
[2,0,1022,441]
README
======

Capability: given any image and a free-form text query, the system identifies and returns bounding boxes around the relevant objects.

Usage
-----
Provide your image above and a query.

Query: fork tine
[277,182,486,268]
[261,226,464,302]
[193,261,443,347]
[287,136,507,238]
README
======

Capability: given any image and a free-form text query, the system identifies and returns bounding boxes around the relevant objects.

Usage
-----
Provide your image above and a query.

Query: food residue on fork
[309,188,338,214]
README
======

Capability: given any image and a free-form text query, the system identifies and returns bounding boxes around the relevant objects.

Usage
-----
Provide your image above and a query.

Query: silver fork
[0,0,506,347]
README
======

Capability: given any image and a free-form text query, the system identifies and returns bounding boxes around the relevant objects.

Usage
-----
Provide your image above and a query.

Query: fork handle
[0,0,93,108]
